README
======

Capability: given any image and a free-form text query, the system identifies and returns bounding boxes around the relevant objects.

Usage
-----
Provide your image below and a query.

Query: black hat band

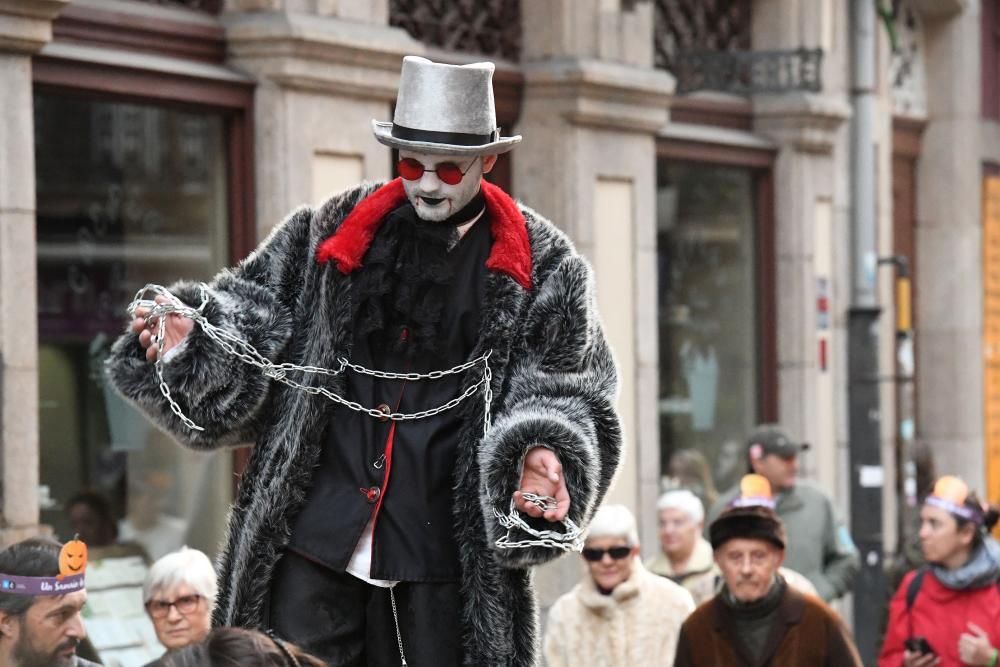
[391,123,498,147]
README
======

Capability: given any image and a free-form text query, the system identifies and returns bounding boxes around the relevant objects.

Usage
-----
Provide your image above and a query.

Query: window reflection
[36,92,234,664]
[35,92,232,560]
[657,161,758,499]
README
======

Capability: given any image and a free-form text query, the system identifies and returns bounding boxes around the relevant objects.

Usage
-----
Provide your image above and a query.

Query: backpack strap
[906,566,929,612]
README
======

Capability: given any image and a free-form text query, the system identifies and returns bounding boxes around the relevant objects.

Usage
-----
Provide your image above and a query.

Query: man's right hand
[130,295,194,362]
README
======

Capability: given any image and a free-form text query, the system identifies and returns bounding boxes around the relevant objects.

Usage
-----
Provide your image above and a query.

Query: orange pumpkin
[740,473,773,501]
[58,538,88,579]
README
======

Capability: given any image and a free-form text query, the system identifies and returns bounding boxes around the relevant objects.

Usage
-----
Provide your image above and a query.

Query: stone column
[515,0,672,605]
[917,4,984,488]
[222,0,419,237]
[749,0,874,525]
[0,0,69,548]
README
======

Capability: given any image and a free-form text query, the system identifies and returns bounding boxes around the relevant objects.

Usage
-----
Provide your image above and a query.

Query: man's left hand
[514,446,570,522]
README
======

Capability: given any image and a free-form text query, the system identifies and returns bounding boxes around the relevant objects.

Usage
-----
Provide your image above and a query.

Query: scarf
[933,537,1000,591]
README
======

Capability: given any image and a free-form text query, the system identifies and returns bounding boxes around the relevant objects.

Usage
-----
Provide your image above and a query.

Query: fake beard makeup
[400,151,485,222]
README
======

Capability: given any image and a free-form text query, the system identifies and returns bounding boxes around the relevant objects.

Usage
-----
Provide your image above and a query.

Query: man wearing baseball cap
[675,475,862,666]
[706,424,860,601]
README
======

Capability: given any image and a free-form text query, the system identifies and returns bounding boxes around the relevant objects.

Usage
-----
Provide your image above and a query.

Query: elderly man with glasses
[109,54,622,666]
[544,504,695,667]
[141,547,216,664]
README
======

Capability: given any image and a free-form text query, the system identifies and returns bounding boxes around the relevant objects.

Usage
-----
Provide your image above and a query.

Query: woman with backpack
[880,475,1000,666]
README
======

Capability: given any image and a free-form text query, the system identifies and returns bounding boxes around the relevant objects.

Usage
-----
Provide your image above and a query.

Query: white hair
[656,489,705,524]
[586,504,639,546]
[142,546,218,610]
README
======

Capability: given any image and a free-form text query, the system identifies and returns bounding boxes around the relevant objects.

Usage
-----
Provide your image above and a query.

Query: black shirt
[288,211,492,581]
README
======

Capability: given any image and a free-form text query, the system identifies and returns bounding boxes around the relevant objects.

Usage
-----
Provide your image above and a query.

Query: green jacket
[706,481,860,601]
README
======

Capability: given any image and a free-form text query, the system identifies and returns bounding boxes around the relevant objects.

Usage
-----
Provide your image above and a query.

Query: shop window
[657,160,761,506]
[35,91,233,569]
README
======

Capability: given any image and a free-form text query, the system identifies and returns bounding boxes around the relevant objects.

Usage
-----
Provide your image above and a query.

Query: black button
[376,403,391,422]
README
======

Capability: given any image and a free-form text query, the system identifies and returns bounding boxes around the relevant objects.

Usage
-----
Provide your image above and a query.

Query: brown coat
[673,585,862,667]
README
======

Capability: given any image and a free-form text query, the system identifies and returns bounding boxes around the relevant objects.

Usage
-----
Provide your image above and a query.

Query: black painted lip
[420,196,445,205]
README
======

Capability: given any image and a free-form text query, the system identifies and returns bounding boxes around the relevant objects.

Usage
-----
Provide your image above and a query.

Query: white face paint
[399,150,485,222]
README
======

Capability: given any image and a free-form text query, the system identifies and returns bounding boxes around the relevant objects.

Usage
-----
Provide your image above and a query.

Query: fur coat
[106,179,622,666]
[543,559,695,667]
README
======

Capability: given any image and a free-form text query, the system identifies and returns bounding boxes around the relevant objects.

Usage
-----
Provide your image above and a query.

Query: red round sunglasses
[397,157,476,186]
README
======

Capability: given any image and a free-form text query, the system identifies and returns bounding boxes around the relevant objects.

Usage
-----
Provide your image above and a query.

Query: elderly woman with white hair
[647,489,719,604]
[141,547,217,664]
[543,504,695,667]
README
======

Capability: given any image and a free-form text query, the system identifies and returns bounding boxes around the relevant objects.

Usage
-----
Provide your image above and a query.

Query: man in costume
[107,56,622,666]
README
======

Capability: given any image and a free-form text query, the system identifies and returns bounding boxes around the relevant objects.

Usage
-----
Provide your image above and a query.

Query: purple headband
[925,495,983,525]
[730,496,776,510]
[0,573,85,596]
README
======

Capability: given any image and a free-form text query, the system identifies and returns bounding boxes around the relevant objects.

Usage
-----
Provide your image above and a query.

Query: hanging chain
[389,587,408,666]
[130,284,580,552]
[127,284,492,431]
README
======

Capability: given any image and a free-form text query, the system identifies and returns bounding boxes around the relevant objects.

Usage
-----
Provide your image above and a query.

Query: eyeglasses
[146,594,203,619]
[397,158,476,185]
[581,546,632,562]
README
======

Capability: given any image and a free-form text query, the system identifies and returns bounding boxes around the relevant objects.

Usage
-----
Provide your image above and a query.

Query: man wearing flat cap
[706,424,859,601]
[675,475,862,667]
[107,55,622,666]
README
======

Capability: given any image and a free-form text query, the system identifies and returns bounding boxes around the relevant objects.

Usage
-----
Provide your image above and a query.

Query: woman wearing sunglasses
[141,547,216,665]
[879,476,1000,667]
[544,504,695,667]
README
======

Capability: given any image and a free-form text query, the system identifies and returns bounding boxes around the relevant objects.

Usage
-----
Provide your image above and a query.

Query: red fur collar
[315,178,532,290]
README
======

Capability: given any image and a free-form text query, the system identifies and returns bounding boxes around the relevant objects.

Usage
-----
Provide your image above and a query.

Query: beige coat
[647,537,717,605]
[544,560,695,667]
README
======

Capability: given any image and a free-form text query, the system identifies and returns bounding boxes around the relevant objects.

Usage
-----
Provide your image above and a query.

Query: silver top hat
[372,56,521,157]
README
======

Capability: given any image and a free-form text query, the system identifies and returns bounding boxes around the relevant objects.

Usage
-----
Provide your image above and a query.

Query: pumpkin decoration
[740,473,773,501]
[58,536,88,579]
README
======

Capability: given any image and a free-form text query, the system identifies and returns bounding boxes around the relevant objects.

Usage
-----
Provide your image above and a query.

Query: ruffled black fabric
[351,199,483,357]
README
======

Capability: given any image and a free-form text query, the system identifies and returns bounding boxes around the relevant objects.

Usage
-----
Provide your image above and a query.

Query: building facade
[0,0,991,658]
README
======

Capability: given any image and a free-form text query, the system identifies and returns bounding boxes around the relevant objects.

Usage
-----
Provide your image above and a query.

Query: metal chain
[389,587,408,666]
[131,284,579,552]
[127,284,492,431]
[492,493,585,552]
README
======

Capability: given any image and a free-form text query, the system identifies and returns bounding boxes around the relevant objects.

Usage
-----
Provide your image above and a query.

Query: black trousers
[267,550,464,666]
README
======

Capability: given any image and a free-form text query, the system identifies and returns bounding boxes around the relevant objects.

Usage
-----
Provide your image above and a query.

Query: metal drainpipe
[848,0,885,662]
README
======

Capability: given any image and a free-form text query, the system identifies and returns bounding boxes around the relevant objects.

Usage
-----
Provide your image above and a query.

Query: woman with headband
[880,476,1000,666]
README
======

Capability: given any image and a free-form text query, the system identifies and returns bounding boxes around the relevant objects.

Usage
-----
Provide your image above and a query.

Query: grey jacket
[707,481,860,601]
[106,180,622,666]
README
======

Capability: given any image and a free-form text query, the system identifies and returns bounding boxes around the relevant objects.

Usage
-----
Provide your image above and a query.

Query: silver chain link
[127,284,492,431]
[389,587,408,666]
[493,493,585,552]
[129,284,579,552]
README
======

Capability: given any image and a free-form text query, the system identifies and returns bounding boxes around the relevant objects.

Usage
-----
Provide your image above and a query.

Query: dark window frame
[983,0,1000,119]
[655,137,778,427]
